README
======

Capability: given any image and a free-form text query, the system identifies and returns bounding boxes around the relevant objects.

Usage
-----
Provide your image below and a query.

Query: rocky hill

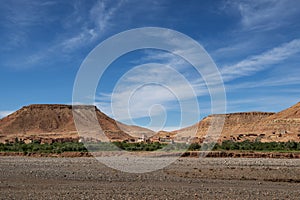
[154,102,300,143]
[0,104,152,143]
[256,102,300,142]
[1,102,300,144]
[116,122,155,138]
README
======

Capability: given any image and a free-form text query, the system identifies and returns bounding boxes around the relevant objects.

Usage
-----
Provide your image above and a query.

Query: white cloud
[0,111,14,119]
[90,0,124,33]
[62,0,125,51]
[96,37,300,126]
[94,27,237,125]
[2,1,55,27]
[94,34,229,128]
[226,94,300,114]
[229,0,300,31]
[227,74,300,92]
[220,39,300,81]
[97,63,201,129]
[2,0,127,68]
[61,31,91,51]
[0,0,58,51]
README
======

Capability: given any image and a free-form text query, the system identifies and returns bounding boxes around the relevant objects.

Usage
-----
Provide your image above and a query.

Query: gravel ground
[0,156,300,199]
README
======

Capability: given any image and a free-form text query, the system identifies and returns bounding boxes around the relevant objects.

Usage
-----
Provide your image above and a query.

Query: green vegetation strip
[1,140,300,154]
[214,140,300,152]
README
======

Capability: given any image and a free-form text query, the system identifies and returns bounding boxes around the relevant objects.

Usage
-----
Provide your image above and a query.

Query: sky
[1,0,300,131]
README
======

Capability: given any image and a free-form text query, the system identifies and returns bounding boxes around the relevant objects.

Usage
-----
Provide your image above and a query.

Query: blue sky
[1,0,300,131]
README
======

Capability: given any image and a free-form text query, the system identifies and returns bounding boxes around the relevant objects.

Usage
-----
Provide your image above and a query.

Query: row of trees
[1,140,300,153]
[0,141,87,154]
[214,140,300,151]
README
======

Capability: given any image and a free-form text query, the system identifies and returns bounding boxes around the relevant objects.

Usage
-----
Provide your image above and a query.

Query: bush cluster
[1,139,300,153]
[214,140,300,152]
[0,140,87,154]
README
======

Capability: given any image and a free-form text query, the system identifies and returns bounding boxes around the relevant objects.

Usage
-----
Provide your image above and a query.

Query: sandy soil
[1,156,300,199]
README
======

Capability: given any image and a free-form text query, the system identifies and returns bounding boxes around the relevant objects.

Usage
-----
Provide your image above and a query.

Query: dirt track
[1,156,300,199]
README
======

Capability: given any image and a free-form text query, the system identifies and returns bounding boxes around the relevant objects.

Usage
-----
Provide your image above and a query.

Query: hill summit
[0,104,153,143]
[159,102,300,143]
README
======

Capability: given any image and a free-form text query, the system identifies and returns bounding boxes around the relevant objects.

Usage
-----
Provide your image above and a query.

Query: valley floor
[0,156,300,199]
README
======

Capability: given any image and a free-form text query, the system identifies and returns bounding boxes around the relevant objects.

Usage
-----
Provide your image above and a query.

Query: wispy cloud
[61,31,92,51]
[225,96,298,113]
[90,0,125,33]
[97,63,200,119]
[227,0,300,31]
[221,39,300,81]
[62,0,125,51]
[0,0,126,69]
[1,0,57,27]
[0,110,14,119]
[0,0,58,51]
[97,37,300,128]
[227,73,300,92]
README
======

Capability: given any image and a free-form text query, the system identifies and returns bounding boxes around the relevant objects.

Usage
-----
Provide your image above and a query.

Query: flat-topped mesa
[0,104,135,143]
[22,104,72,109]
[16,104,71,117]
[163,111,282,143]
[2,102,300,144]
[18,104,102,116]
[208,112,276,125]
[208,112,276,118]
[22,104,99,110]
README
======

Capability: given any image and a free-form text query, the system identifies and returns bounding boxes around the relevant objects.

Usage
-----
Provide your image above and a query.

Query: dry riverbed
[0,156,300,199]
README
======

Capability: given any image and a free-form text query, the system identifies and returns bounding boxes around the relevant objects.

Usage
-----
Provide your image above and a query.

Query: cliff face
[0,104,136,143]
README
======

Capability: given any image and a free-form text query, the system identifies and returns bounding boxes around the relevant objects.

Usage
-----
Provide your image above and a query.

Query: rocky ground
[0,156,300,199]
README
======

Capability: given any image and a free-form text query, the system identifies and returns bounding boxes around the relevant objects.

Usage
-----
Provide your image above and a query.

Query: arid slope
[157,102,300,143]
[0,104,153,143]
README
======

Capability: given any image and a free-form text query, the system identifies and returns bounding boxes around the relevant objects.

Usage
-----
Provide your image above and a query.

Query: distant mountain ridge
[0,102,300,144]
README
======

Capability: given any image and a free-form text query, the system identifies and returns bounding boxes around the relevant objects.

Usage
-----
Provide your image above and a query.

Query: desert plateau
[2,1,300,199]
